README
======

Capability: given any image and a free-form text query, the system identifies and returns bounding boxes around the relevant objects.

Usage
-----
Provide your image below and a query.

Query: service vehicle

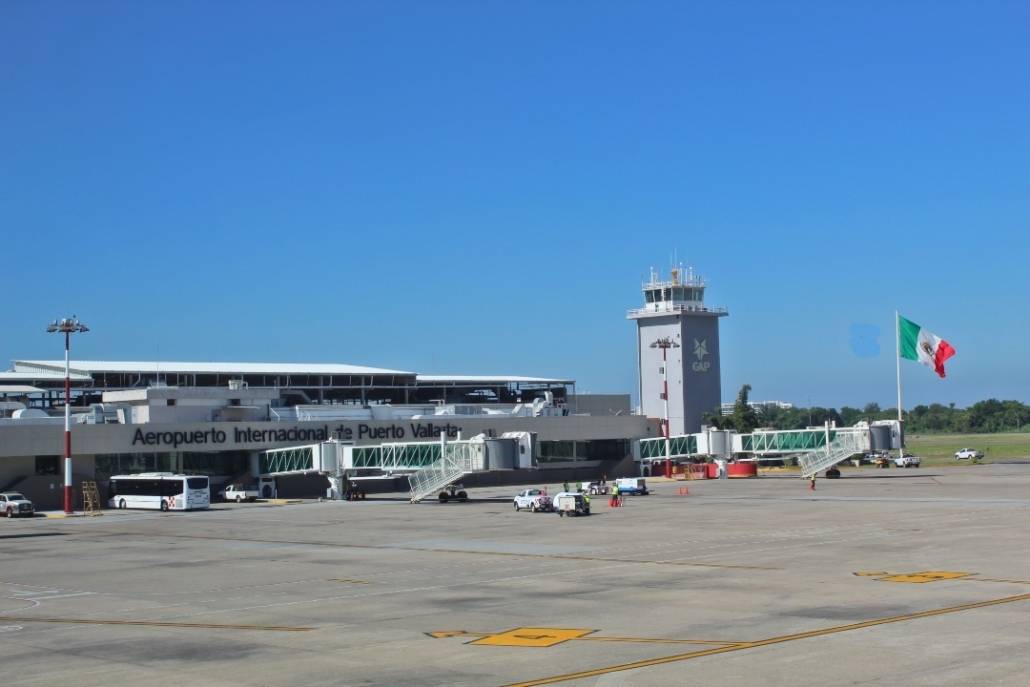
[554,492,590,517]
[587,481,609,495]
[955,448,983,460]
[437,483,468,503]
[0,492,34,518]
[513,488,552,512]
[222,484,259,502]
[108,473,211,511]
[615,477,649,495]
[873,453,893,468]
[894,454,922,468]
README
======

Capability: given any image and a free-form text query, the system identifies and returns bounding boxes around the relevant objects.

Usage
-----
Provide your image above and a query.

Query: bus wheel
[160,500,169,512]
[119,499,126,510]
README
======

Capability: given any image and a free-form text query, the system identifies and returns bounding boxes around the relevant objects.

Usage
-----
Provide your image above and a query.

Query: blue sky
[2,1,1027,408]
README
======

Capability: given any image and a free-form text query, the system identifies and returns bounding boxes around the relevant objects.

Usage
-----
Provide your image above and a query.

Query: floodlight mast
[650,337,680,479]
[46,317,89,514]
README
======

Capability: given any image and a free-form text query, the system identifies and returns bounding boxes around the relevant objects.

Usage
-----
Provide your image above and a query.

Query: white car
[513,489,553,512]
[893,454,921,468]
[955,448,983,460]
[0,492,35,518]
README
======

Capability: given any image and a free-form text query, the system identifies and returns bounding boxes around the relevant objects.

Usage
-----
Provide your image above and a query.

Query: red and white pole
[662,345,672,479]
[63,331,73,514]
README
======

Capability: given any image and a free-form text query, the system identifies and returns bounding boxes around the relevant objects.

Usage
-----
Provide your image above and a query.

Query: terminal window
[35,456,60,475]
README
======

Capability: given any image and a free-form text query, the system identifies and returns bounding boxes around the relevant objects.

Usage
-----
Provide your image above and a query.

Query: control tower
[628,266,728,435]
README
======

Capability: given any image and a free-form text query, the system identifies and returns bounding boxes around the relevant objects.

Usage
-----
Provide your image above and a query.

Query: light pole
[650,337,680,479]
[46,317,89,514]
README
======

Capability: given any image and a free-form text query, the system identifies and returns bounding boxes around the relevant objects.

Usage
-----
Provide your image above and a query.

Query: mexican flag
[899,315,956,378]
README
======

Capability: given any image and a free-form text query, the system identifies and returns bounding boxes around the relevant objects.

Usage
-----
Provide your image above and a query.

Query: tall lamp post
[46,317,89,514]
[650,337,679,479]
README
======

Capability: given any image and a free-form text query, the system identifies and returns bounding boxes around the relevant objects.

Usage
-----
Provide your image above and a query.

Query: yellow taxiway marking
[472,627,595,647]
[0,616,314,632]
[878,571,971,583]
[854,570,972,583]
[428,629,746,647]
[501,592,1030,687]
[968,577,1030,585]
[575,635,746,646]
[326,578,370,584]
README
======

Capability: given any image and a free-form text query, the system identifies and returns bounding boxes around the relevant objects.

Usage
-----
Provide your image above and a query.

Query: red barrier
[705,463,719,479]
[727,463,758,478]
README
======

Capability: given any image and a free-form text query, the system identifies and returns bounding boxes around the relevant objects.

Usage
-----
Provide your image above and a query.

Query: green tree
[731,384,760,434]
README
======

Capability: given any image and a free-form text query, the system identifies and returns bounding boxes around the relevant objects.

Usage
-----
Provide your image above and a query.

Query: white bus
[108,473,211,511]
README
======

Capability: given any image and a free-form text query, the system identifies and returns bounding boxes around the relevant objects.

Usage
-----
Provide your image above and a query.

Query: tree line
[706,385,1030,435]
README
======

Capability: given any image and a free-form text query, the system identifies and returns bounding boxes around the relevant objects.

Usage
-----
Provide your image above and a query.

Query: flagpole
[895,310,904,451]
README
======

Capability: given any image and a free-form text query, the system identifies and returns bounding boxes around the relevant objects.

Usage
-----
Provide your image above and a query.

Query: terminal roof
[416,375,573,385]
[13,360,414,377]
[0,385,45,394]
[0,370,93,382]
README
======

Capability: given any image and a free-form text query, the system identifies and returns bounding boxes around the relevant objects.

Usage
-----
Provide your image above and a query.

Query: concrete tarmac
[3,464,1030,686]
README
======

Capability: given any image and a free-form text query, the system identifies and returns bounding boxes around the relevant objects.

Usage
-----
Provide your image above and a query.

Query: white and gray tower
[628,266,728,435]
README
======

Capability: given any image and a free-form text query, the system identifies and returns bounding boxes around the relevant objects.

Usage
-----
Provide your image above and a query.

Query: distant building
[628,266,728,435]
[720,400,794,415]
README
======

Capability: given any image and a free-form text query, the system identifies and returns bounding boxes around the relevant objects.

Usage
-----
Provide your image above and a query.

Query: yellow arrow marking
[473,627,595,647]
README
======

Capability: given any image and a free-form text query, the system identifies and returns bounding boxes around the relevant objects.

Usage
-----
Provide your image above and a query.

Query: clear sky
[2,1,1027,409]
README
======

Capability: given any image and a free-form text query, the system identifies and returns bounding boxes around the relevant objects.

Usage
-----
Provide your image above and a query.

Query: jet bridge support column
[327,472,344,500]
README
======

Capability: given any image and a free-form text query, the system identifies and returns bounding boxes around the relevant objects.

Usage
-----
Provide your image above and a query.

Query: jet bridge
[258,432,535,500]
[636,421,901,478]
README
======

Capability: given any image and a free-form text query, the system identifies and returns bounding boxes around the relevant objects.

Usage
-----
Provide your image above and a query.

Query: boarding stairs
[408,442,484,503]
[81,481,103,516]
[797,430,868,478]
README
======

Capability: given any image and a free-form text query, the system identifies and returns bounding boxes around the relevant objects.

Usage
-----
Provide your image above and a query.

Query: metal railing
[797,430,869,478]
[627,303,728,318]
[407,443,484,503]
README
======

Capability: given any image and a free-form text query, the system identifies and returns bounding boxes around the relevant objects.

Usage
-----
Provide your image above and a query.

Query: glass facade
[351,443,442,469]
[95,451,248,480]
[639,435,697,459]
[259,446,313,474]
[538,439,629,463]
[741,430,833,453]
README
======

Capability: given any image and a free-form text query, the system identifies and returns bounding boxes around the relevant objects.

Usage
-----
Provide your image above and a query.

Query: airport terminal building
[0,360,653,508]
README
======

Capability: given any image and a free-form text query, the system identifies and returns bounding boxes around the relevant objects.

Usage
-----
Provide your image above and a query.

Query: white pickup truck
[955,448,983,461]
[0,492,34,518]
[222,484,260,502]
[893,454,922,468]
[513,489,553,512]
